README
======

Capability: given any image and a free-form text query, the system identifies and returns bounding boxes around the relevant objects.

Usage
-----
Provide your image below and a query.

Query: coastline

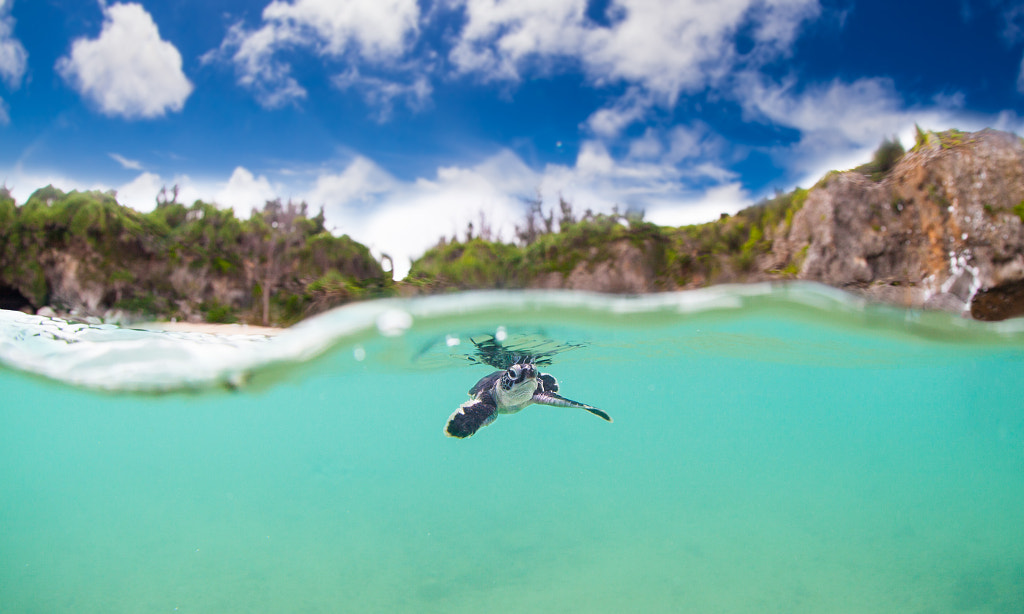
[136,321,285,336]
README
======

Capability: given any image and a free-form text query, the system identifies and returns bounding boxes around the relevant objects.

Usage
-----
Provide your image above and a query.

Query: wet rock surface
[775,129,1024,319]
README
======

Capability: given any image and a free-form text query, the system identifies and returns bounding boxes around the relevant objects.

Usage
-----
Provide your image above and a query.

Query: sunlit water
[2,284,1023,614]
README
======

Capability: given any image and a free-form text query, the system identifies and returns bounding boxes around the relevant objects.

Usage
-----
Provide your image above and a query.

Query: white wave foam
[1,283,1018,392]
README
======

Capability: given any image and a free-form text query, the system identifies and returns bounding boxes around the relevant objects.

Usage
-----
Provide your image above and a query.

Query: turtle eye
[507,366,520,380]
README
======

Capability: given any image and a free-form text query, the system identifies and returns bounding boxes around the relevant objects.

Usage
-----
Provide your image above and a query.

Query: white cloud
[665,122,725,164]
[214,167,279,212]
[0,0,27,89]
[109,153,144,171]
[538,139,739,218]
[451,0,823,148]
[628,128,664,159]
[305,156,398,212]
[208,0,420,109]
[263,0,419,59]
[584,87,656,138]
[332,68,432,121]
[645,183,750,227]
[117,166,284,214]
[302,152,535,278]
[738,75,913,143]
[449,0,589,80]
[292,145,749,279]
[3,166,88,204]
[734,74,963,185]
[204,21,307,108]
[453,0,820,102]
[575,140,616,175]
[56,3,193,119]
[116,172,165,211]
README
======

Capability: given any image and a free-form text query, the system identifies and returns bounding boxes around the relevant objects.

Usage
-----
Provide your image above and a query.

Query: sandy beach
[137,321,285,336]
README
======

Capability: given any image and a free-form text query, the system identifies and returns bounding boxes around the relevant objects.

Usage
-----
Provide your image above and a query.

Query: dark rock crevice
[0,283,34,312]
[971,280,1024,321]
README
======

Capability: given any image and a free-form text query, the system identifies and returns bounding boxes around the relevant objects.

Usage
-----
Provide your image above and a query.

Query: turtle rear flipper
[445,399,498,438]
[532,392,612,422]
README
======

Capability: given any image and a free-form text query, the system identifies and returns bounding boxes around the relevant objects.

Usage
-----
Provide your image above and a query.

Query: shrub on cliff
[853,136,905,181]
[0,187,391,324]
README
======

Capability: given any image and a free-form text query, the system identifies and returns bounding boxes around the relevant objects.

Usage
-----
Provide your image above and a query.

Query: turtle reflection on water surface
[444,356,612,439]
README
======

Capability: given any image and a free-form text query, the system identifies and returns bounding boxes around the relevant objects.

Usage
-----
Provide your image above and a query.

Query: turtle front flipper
[445,399,499,438]
[532,391,612,422]
[537,373,558,393]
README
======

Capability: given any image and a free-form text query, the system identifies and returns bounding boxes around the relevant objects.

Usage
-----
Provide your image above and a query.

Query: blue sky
[1,0,1023,276]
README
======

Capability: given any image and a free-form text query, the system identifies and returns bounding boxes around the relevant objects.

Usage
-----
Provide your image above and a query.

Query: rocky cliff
[0,190,392,326]
[409,128,1024,320]
[773,128,1024,319]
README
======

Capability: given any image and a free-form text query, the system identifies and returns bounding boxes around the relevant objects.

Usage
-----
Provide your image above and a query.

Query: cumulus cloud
[56,3,193,119]
[0,0,27,89]
[738,76,911,141]
[734,74,962,184]
[207,0,421,109]
[540,137,737,215]
[645,183,751,227]
[214,167,280,212]
[114,168,281,214]
[305,156,398,212]
[446,0,828,163]
[448,0,590,80]
[287,144,751,278]
[116,172,165,211]
[584,87,655,138]
[299,151,536,277]
[455,0,820,133]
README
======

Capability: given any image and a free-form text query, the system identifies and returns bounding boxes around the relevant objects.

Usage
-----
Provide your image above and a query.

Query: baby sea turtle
[444,357,612,438]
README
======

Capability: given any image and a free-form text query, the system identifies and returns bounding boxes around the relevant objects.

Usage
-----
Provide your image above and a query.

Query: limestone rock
[780,129,1024,318]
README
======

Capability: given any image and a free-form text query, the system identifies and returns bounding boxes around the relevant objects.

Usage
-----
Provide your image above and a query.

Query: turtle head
[500,359,537,391]
[495,358,539,410]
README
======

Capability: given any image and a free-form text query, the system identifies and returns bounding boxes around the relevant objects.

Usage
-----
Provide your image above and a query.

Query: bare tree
[247,199,307,325]
[156,184,180,207]
[515,195,553,245]
[477,210,493,241]
[557,195,576,229]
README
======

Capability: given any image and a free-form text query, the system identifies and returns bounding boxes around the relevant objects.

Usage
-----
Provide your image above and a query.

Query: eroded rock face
[44,251,108,313]
[533,239,662,293]
[781,129,1024,318]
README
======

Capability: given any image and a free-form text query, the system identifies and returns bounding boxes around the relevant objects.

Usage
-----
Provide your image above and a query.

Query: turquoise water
[1,285,1023,613]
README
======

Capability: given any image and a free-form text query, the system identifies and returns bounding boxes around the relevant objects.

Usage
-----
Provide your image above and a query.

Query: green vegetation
[410,187,813,292]
[407,238,525,290]
[1014,200,1024,223]
[1,127,1003,324]
[912,126,976,152]
[0,186,391,326]
[853,137,905,181]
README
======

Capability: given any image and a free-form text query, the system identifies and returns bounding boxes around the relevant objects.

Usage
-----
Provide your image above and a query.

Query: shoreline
[136,321,285,336]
